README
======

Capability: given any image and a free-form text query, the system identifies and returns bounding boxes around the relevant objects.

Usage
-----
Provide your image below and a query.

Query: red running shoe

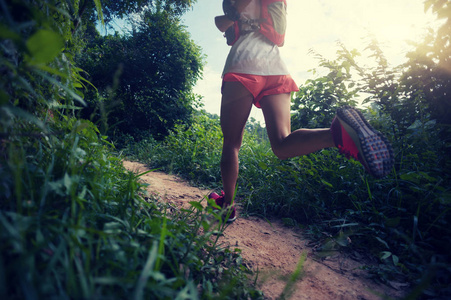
[330,106,394,178]
[208,191,237,223]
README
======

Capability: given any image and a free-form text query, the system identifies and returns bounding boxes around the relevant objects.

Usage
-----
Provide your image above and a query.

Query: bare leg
[260,93,335,160]
[220,81,254,205]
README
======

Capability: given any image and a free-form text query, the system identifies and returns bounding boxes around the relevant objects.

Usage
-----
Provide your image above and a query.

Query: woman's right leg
[220,81,254,205]
[260,93,335,159]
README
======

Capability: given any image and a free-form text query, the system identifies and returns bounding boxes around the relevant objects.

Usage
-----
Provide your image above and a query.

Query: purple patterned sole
[337,106,394,178]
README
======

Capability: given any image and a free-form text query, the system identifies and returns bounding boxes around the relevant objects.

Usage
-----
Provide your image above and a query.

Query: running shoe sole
[336,106,394,178]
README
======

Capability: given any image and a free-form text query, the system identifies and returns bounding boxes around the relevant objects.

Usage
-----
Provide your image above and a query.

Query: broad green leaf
[381,251,392,260]
[4,105,46,131]
[392,255,399,266]
[0,24,21,41]
[26,29,64,64]
[375,237,389,249]
[0,90,9,104]
[335,234,351,247]
[189,201,203,210]
[93,0,104,25]
[258,161,268,170]
[32,63,69,79]
[63,173,72,191]
[321,179,333,188]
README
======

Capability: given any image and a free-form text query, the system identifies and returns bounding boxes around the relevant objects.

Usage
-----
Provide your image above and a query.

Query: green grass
[0,115,263,299]
[124,111,451,299]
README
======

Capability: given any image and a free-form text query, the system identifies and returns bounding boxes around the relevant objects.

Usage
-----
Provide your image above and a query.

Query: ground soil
[123,160,408,300]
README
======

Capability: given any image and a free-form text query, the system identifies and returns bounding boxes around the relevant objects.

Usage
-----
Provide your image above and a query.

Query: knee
[222,140,241,151]
[223,136,243,150]
[271,145,288,160]
[267,138,287,160]
[222,140,242,158]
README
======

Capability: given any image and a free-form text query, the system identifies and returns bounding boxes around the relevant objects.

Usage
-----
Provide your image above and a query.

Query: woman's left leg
[220,81,254,205]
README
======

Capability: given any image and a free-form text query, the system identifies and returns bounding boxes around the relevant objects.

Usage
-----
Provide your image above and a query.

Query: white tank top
[222,0,290,77]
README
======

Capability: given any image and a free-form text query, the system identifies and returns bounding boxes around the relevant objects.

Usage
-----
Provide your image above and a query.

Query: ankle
[326,128,335,148]
[223,198,233,207]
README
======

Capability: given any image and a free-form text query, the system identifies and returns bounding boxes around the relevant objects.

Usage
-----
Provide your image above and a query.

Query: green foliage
[124,111,224,187]
[1,0,261,299]
[97,0,197,22]
[0,116,262,299]
[0,0,87,132]
[279,252,307,300]
[68,0,197,34]
[77,9,204,140]
[291,46,359,129]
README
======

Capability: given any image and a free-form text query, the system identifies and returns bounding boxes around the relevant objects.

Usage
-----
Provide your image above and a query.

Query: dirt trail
[124,160,407,300]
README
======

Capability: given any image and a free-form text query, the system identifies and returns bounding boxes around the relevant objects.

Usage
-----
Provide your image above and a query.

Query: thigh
[260,93,292,144]
[221,81,254,145]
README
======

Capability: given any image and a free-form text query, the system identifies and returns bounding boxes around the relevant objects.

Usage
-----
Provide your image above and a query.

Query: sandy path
[124,160,406,300]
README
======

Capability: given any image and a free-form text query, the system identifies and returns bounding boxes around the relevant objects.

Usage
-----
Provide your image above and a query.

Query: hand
[216,0,252,33]
[223,0,252,21]
[215,15,234,32]
[234,0,252,13]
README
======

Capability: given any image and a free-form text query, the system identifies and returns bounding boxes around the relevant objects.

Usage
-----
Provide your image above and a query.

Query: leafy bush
[0,1,262,299]
[76,9,204,140]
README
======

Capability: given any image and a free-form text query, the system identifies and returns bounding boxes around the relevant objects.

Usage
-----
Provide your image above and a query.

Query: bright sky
[181,0,439,124]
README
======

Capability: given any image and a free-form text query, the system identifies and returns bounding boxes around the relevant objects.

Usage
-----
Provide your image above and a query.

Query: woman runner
[209,0,394,223]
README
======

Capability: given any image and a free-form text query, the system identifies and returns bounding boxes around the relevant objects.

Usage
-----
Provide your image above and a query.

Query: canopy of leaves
[77,9,204,140]
[73,0,197,33]
[97,0,196,20]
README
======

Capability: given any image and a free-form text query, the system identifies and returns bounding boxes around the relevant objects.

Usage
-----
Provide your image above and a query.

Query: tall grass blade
[280,251,307,299]
[133,241,159,300]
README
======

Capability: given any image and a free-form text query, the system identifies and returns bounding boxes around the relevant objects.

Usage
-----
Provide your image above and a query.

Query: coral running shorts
[222,73,299,108]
